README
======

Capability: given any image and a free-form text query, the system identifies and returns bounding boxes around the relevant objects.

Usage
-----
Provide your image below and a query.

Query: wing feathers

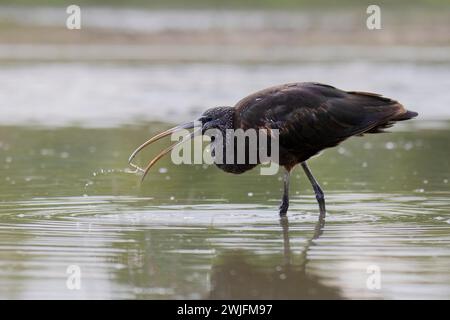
[235,82,417,154]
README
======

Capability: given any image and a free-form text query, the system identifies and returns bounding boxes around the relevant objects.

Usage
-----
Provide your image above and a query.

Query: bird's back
[234,82,417,166]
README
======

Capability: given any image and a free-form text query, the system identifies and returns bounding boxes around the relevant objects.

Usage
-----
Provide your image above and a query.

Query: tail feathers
[393,110,419,121]
[365,109,418,134]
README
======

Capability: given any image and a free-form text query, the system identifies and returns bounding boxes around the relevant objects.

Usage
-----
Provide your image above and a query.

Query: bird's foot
[313,187,326,217]
[316,195,326,218]
[279,202,289,217]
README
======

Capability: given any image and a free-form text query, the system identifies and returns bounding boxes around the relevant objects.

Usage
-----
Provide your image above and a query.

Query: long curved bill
[128,121,195,164]
[140,130,200,182]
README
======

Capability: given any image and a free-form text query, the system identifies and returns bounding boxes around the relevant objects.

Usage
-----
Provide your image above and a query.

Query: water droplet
[159,167,168,174]
[414,188,424,193]
[362,162,368,168]
[5,156,12,163]
[247,192,253,197]
[60,152,69,159]
[444,179,448,184]
[40,148,54,156]
[404,142,413,150]
[423,180,428,184]
[170,196,175,200]
[279,273,287,280]
[385,142,396,150]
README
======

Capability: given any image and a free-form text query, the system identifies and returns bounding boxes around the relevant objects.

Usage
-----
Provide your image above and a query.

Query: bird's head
[199,106,234,134]
[128,106,234,181]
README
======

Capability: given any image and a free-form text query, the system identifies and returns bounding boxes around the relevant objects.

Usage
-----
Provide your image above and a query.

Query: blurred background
[0,0,449,125]
[0,0,449,299]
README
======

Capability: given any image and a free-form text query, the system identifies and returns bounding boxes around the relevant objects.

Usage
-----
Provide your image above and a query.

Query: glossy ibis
[129,82,418,216]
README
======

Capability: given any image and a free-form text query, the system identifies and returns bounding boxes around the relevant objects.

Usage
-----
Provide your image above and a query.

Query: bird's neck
[211,109,258,174]
[218,107,235,130]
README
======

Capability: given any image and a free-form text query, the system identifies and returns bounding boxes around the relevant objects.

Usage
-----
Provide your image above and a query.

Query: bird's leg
[279,169,290,216]
[301,162,326,217]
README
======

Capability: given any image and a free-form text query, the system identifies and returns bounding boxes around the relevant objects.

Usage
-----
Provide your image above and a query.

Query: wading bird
[129,82,417,216]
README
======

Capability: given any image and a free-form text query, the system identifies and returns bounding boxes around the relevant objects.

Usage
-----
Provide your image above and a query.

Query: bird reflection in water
[208,212,340,299]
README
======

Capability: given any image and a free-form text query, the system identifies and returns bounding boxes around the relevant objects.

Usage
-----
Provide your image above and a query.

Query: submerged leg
[279,169,290,216]
[301,162,326,216]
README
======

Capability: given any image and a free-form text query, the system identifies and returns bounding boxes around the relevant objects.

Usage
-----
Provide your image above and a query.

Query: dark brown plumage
[129,82,418,216]
[234,82,416,169]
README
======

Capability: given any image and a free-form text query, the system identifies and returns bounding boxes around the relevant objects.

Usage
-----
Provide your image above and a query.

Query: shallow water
[1,123,449,299]
[1,1,449,300]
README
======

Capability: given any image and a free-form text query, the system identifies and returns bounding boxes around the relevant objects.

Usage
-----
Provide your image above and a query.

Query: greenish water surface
[0,123,449,299]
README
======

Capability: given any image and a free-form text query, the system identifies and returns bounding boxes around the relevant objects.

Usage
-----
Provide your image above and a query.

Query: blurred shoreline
[1,44,449,63]
[0,6,449,127]
[0,6,449,63]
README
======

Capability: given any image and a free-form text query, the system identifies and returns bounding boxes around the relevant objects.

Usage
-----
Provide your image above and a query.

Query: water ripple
[0,192,449,299]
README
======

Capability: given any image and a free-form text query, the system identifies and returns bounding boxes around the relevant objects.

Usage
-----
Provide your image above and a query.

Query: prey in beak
[128,121,202,182]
